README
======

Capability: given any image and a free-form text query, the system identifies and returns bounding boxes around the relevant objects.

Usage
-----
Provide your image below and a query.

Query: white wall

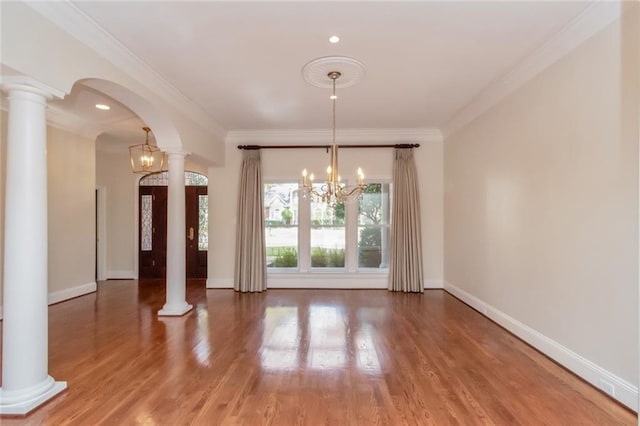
[47,126,97,300]
[444,13,638,409]
[95,149,137,279]
[208,137,443,288]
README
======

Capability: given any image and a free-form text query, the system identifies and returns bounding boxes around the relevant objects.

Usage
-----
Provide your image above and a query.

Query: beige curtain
[234,150,267,292]
[388,148,424,293]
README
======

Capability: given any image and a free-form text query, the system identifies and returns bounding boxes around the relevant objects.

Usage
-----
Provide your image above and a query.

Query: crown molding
[441,0,622,139]
[25,1,227,139]
[226,128,442,145]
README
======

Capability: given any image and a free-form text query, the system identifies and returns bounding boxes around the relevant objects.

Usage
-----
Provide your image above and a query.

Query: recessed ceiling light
[329,35,340,44]
[95,104,110,110]
[330,95,337,100]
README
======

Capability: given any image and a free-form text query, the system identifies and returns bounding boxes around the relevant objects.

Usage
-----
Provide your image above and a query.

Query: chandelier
[301,71,365,205]
[129,126,165,174]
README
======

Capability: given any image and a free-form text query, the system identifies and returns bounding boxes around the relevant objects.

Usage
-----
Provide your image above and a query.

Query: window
[310,188,345,268]
[264,181,391,272]
[357,183,391,269]
[264,183,299,268]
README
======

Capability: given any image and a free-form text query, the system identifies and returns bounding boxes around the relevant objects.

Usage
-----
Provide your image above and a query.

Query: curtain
[234,150,267,292]
[388,148,424,293]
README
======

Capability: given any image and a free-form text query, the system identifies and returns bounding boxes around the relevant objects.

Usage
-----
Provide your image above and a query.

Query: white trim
[443,281,638,411]
[424,279,443,289]
[48,282,97,305]
[268,272,388,289]
[107,270,136,279]
[226,128,443,145]
[441,1,623,138]
[25,1,225,139]
[206,279,233,289]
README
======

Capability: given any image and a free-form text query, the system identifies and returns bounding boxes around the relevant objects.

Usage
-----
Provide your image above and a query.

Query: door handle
[188,227,194,241]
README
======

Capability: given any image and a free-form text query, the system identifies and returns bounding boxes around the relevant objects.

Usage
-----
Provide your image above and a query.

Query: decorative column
[158,151,192,316]
[0,78,67,414]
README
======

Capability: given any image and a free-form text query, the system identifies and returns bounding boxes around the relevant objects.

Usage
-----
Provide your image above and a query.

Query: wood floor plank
[0,280,635,425]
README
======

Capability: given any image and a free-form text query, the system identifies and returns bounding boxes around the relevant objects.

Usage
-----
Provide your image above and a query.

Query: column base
[158,303,193,317]
[0,376,67,415]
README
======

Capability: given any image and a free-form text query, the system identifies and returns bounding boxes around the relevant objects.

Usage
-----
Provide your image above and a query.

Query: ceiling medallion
[302,56,366,89]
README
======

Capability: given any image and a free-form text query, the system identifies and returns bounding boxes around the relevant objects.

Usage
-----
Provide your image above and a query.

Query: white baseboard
[107,270,135,279]
[424,279,443,289]
[48,282,97,305]
[268,273,388,289]
[443,281,638,411]
[206,278,233,289]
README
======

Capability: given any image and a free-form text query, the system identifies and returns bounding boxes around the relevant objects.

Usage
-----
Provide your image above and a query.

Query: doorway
[138,171,208,279]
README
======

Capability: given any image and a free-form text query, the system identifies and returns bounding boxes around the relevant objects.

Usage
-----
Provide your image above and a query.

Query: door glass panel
[198,194,208,251]
[141,195,153,251]
[186,172,208,186]
[140,171,208,186]
[140,172,168,186]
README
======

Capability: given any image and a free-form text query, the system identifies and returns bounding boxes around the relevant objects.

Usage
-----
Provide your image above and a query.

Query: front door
[185,186,208,278]
[138,172,208,280]
[139,186,168,279]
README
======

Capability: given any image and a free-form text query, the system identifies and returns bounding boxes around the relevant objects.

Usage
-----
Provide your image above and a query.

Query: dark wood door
[139,186,168,279]
[185,186,208,278]
[139,185,208,279]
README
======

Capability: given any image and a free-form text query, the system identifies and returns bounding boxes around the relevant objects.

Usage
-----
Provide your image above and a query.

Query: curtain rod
[237,143,420,150]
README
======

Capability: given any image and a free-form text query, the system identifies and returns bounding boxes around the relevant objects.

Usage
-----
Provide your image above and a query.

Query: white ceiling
[65,1,592,133]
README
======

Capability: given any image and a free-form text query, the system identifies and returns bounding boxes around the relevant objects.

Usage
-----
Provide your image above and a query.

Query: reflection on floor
[0,279,635,425]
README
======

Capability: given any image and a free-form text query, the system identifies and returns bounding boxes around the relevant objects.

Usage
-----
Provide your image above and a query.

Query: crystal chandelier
[129,126,165,174]
[301,71,365,205]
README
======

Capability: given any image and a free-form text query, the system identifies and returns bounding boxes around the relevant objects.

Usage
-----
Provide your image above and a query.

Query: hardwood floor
[0,280,635,425]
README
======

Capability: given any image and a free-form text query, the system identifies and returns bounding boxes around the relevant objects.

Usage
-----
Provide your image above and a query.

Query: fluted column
[158,151,192,316]
[0,78,67,414]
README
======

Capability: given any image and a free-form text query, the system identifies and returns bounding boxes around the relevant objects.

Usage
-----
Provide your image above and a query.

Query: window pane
[311,192,344,225]
[358,226,390,268]
[141,195,153,251]
[358,183,383,225]
[264,183,299,268]
[310,186,345,268]
[358,183,390,269]
[198,195,208,251]
[311,227,345,267]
